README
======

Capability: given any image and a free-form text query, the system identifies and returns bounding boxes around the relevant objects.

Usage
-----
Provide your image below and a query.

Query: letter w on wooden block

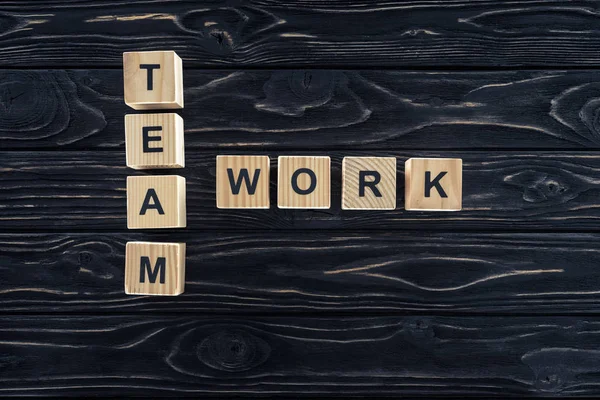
[278,156,331,209]
[404,158,462,211]
[342,157,397,210]
[127,175,186,229]
[125,242,185,296]
[125,113,185,169]
[216,156,270,209]
[123,50,183,110]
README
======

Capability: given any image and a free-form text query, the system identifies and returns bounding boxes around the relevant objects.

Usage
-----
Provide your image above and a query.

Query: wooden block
[216,156,270,209]
[123,50,183,110]
[125,113,185,170]
[125,241,185,296]
[127,175,186,229]
[404,158,462,211]
[277,156,330,209]
[342,157,397,210]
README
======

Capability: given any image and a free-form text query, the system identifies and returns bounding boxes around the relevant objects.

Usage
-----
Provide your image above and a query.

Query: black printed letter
[140,188,165,215]
[227,168,261,195]
[139,256,166,284]
[424,171,448,198]
[359,171,382,197]
[291,168,317,195]
[143,126,163,153]
[140,64,160,90]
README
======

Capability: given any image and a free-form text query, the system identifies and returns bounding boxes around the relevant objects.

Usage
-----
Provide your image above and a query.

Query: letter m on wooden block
[125,242,186,296]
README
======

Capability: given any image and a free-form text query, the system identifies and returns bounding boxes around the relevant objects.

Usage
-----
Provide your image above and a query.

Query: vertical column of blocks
[125,242,186,296]
[216,156,271,209]
[404,158,463,211]
[342,157,397,210]
[278,156,331,209]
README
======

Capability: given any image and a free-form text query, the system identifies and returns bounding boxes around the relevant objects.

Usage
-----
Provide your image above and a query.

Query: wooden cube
[123,50,183,110]
[404,158,462,211]
[125,113,185,170]
[127,175,186,229]
[125,241,185,296]
[342,157,397,210]
[216,156,270,209]
[277,156,330,209]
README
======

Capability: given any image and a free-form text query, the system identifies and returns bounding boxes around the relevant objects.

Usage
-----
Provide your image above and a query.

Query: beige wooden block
[405,158,462,211]
[127,175,186,229]
[125,241,185,296]
[216,156,270,209]
[123,50,183,110]
[342,157,397,210]
[278,156,330,209]
[125,113,185,170]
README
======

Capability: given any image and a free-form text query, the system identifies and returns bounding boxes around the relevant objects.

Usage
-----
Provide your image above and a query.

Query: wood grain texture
[342,157,397,210]
[2,1,600,67]
[216,155,270,209]
[5,69,600,150]
[3,151,600,231]
[126,175,187,229]
[277,156,331,209]
[0,232,599,314]
[0,315,599,396]
[405,158,462,211]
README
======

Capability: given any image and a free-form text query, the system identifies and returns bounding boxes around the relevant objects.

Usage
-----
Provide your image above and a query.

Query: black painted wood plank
[0,232,598,314]
[1,1,600,67]
[2,151,600,231]
[0,315,595,396]
[3,69,600,149]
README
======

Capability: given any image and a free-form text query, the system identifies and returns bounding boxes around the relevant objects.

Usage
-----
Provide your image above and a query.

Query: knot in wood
[197,329,270,372]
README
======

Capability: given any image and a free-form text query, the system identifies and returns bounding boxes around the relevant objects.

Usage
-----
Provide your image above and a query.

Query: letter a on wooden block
[278,156,330,209]
[404,158,462,211]
[216,156,270,209]
[125,242,185,296]
[342,157,397,210]
[123,50,183,110]
[127,175,186,229]
[125,113,185,169]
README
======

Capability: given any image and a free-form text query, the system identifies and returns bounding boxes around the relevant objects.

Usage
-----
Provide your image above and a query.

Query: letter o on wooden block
[216,156,270,209]
[127,175,187,229]
[342,157,397,210]
[404,158,462,211]
[277,156,330,209]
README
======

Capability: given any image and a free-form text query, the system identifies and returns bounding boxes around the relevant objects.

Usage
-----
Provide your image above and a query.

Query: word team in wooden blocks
[342,157,397,210]
[123,50,184,110]
[125,113,185,169]
[216,156,270,209]
[278,156,331,209]
[125,241,186,296]
[404,158,462,211]
[127,175,186,229]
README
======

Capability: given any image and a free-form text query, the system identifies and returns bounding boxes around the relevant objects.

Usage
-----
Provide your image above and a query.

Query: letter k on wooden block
[127,175,186,229]
[278,156,331,209]
[125,242,185,296]
[216,156,270,209]
[404,158,462,211]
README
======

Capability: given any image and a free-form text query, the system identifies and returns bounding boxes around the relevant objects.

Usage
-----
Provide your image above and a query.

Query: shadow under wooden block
[125,241,185,296]
[127,175,186,229]
[278,156,330,209]
[405,158,462,211]
[123,50,183,110]
[216,155,270,209]
[342,157,397,210]
[125,113,185,170]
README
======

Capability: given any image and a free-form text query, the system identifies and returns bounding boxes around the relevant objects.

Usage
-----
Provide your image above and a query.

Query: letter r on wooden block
[123,51,184,110]
[125,242,185,296]
[278,156,330,209]
[125,113,185,169]
[127,175,186,229]
[216,156,270,209]
[342,157,397,210]
[404,158,462,211]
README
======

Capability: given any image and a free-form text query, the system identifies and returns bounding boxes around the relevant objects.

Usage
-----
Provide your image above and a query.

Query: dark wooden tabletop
[1,0,600,397]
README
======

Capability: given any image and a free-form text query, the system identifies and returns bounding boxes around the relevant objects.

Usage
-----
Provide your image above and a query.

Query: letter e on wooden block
[125,241,185,296]
[216,156,270,209]
[278,156,330,209]
[123,50,183,110]
[404,158,462,211]
[127,175,186,229]
[125,113,185,169]
[342,157,397,210]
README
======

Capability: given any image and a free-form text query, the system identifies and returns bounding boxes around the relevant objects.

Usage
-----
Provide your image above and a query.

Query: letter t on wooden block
[278,156,331,209]
[127,175,186,229]
[125,242,185,296]
[123,50,183,110]
[216,156,270,209]
[404,158,462,211]
[342,157,397,210]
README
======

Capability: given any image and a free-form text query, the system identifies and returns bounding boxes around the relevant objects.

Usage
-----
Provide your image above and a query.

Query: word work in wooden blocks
[404,158,462,211]
[127,175,186,229]
[342,157,397,210]
[278,156,331,209]
[125,113,185,170]
[123,50,183,110]
[125,242,185,296]
[216,156,270,209]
